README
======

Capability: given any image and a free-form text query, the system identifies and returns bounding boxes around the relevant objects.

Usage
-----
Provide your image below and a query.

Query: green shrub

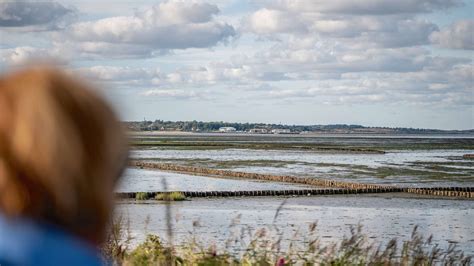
[135,192,150,200]
[155,192,186,201]
[125,235,172,265]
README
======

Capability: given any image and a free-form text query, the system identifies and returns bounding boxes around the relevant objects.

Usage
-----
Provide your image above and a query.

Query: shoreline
[129,130,474,139]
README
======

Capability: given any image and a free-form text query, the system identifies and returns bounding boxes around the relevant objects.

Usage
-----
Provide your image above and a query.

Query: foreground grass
[102,217,471,265]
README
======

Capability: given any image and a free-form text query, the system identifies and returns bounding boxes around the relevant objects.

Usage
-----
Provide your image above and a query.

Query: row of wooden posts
[127,161,474,199]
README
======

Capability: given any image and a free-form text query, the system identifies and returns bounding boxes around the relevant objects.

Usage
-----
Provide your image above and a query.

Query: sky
[0,0,473,130]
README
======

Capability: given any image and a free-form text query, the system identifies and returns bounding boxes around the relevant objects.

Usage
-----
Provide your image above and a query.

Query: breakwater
[130,161,390,189]
[116,188,401,199]
[129,161,474,199]
[406,187,473,198]
[116,187,473,199]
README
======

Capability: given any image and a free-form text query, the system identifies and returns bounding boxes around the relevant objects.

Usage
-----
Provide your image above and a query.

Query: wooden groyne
[116,188,404,199]
[406,187,473,198]
[129,161,474,199]
[131,161,392,190]
[116,187,473,199]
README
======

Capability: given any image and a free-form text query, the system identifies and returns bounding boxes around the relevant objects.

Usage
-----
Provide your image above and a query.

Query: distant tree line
[123,120,473,134]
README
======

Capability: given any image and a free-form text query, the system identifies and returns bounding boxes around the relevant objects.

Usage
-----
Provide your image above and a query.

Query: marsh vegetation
[104,210,472,265]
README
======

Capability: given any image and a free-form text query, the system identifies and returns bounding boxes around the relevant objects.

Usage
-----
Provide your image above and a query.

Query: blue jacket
[0,213,103,266]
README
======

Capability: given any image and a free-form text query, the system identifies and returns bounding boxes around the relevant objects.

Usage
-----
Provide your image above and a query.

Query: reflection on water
[117,195,474,255]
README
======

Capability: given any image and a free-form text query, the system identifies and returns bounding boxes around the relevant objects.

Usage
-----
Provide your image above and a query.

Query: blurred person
[0,67,128,265]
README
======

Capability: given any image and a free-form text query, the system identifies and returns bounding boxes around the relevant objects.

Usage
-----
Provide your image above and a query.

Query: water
[121,135,474,255]
[130,148,474,186]
[117,168,313,192]
[131,149,471,166]
[117,195,474,255]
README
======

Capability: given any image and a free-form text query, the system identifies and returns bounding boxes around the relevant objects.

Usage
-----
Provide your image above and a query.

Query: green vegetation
[135,192,152,200]
[126,120,372,132]
[130,140,387,153]
[124,119,474,135]
[129,134,474,150]
[135,192,187,201]
[155,192,186,201]
[103,218,471,265]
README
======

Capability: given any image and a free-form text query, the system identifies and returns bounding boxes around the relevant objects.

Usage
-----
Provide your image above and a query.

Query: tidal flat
[130,133,474,150]
[117,168,314,192]
[119,133,474,255]
[116,195,474,255]
[130,148,474,186]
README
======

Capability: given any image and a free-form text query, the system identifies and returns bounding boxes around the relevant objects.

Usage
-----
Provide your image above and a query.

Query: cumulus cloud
[267,0,461,15]
[61,0,235,57]
[0,1,73,28]
[0,46,65,66]
[140,89,203,99]
[77,66,158,81]
[235,0,470,110]
[261,68,472,106]
[76,64,256,88]
[2,0,470,122]
[246,8,307,34]
[246,8,438,48]
[251,44,449,74]
[430,20,474,50]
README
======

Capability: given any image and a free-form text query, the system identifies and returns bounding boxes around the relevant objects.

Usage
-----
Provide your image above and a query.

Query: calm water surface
[121,136,473,254]
[117,195,474,255]
[117,168,313,192]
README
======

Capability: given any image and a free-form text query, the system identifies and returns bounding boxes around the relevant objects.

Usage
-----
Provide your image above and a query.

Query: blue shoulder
[0,214,103,266]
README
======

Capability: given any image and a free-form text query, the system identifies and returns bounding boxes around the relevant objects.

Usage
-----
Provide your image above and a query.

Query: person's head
[0,67,128,244]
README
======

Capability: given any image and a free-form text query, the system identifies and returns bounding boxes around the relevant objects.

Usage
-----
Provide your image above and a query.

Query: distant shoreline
[124,120,473,135]
[128,130,474,138]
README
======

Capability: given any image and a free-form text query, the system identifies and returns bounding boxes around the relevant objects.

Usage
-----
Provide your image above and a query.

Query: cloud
[61,0,236,57]
[0,46,65,66]
[430,20,474,50]
[267,0,461,15]
[3,0,469,121]
[77,66,157,81]
[75,64,250,87]
[0,1,73,28]
[246,8,307,34]
[74,46,472,107]
[245,5,439,48]
[351,19,438,47]
[140,89,203,99]
[261,68,473,107]
[251,45,450,74]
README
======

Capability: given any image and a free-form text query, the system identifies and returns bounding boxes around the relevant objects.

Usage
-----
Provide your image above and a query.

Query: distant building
[218,127,236,133]
[249,128,268,134]
[271,129,291,134]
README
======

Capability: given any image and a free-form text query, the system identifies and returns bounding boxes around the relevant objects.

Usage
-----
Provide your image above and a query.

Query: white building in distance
[271,129,291,134]
[218,127,236,133]
[249,128,268,134]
